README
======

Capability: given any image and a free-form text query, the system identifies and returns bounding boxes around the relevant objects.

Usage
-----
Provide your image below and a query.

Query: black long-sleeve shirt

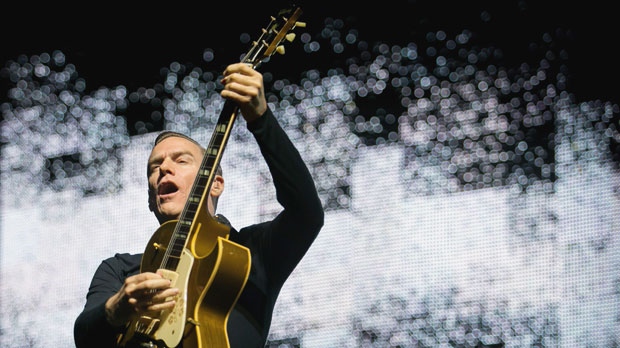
[74,110,324,348]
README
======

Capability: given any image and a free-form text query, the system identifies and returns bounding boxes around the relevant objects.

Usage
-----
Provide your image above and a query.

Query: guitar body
[118,215,251,348]
[183,227,252,348]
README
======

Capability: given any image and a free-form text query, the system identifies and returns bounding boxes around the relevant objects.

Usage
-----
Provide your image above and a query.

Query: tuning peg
[276,45,286,55]
[295,21,306,28]
[285,33,296,42]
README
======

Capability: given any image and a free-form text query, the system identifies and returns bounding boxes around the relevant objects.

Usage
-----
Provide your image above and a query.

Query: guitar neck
[163,100,239,270]
[158,5,304,271]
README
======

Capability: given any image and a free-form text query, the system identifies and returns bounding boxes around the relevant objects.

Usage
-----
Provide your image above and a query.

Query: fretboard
[162,101,238,270]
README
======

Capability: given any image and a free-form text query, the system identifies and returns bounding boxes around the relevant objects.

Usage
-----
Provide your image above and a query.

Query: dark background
[1,0,618,106]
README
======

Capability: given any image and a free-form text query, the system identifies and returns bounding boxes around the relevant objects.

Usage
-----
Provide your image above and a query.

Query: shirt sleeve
[74,253,141,348]
[244,109,325,285]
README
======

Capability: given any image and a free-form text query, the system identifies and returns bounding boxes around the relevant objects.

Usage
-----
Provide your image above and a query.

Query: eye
[177,155,193,164]
[148,164,160,175]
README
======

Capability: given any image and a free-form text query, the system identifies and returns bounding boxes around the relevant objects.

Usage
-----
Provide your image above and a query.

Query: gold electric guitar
[116,6,305,348]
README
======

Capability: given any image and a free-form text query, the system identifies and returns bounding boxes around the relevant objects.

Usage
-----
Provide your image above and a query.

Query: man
[74,63,324,347]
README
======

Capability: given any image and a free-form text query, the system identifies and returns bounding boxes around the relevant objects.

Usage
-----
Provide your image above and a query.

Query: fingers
[220,63,267,122]
[124,272,170,293]
[131,288,179,312]
[105,272,179,326]
[221,65,262,101]
[123,272,179,312]
[222,62,255,78]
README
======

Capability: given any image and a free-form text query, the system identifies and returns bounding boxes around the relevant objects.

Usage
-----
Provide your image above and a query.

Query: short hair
[154,131,204,151]
[149,130,224,211]
[150,131,223,176]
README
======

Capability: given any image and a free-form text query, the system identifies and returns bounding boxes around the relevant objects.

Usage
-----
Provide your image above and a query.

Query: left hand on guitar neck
[220,63,268,123]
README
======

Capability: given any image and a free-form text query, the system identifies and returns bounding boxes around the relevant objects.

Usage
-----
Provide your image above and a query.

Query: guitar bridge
[135,316,161,336]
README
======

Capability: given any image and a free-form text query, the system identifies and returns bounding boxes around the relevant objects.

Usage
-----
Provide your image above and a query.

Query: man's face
[147,136,203,222]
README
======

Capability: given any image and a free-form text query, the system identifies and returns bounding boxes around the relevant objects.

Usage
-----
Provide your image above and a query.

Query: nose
[158,157,174,175]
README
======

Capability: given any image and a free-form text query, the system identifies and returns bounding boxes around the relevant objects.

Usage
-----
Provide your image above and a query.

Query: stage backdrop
[1,7,619,348]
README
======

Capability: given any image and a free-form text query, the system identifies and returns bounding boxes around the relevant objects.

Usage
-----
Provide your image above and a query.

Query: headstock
[241,6,306,69]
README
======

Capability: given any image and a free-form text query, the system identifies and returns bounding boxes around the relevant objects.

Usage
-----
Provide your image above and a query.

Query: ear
[210,174,224,197]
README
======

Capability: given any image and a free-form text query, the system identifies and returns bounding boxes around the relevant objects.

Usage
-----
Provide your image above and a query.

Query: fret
[170,245,184,254]
[197,168,212,177]
[184,201,199,210]
[165,255,181,269]
[207,148,219,156]
[179,219,192,226]
[171,233,187,242]
[193,182,207,191]
[171,239,185,249]
[216,123,228,132]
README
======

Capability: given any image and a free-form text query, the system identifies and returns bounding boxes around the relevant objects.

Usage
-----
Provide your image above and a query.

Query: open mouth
[158,181,178,196]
